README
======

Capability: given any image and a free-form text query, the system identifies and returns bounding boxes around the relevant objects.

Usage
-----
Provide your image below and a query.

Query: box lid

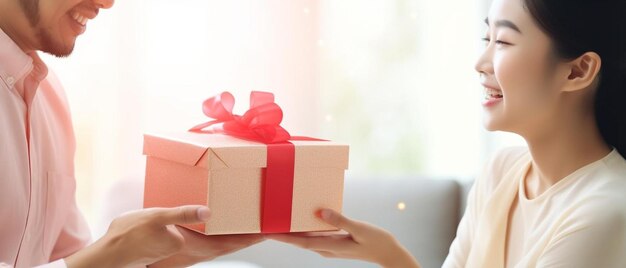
[143,132,349,170]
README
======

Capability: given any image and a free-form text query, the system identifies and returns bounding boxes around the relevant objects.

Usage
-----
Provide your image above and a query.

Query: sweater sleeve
[441,180,479,268]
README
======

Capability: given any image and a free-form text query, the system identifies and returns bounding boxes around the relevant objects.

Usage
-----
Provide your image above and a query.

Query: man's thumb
[152,205,211,225]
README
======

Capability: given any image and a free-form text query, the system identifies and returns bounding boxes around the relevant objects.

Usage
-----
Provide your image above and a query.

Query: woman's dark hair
[523,0,626,156]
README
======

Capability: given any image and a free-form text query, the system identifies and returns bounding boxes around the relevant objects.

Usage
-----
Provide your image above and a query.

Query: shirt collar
[0,27,48,90]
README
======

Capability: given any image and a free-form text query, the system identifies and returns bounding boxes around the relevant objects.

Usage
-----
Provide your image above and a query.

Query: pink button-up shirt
[0,28,90,267]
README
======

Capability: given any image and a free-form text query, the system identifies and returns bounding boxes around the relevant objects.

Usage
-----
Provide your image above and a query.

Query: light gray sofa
[211,176,469,268]
[100,176,471,268]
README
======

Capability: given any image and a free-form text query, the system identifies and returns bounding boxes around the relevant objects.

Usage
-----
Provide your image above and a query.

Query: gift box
[142,91,349,235]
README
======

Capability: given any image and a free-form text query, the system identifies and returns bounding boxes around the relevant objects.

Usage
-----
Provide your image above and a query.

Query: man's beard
[19,0,75,57]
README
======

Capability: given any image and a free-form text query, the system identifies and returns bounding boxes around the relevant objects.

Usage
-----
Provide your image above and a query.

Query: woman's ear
[561,52,602,93]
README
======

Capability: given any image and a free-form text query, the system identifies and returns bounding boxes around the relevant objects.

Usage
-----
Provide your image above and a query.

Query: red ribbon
[189,91,292,144]
[189,91,299,233]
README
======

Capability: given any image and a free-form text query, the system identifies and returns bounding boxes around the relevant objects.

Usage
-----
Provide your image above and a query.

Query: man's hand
[148,227,264,267]
[65,205,264,268]
[267,209,421,268]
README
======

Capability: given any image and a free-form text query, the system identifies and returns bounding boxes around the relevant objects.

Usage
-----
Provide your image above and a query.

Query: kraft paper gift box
[142,131,349,235]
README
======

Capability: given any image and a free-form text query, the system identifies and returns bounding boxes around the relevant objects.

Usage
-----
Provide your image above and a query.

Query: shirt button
[6,76,15,86]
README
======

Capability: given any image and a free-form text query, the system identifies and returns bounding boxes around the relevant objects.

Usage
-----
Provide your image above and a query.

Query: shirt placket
[14,75,41,267]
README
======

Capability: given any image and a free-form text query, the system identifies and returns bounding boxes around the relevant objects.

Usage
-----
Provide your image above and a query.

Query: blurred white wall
[41,0,525,235]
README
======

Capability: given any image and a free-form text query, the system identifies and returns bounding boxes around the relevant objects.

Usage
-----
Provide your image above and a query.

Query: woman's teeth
[485,88,503,99]
[72,12,88,26]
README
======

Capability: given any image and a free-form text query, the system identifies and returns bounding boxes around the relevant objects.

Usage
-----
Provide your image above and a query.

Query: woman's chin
[482,118,502,132]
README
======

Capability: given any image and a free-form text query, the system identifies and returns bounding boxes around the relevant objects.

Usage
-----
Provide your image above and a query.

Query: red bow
[189,91,291,144]
[189,91,325,233]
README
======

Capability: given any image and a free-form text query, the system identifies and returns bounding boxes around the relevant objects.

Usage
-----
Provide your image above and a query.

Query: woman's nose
[474,48,494,76]
[93,0,114,9]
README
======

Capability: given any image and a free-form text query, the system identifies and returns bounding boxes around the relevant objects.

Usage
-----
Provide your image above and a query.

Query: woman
[269,0,626,267]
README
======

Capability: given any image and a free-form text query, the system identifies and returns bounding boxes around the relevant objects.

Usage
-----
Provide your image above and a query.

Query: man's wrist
[65,237,121,268]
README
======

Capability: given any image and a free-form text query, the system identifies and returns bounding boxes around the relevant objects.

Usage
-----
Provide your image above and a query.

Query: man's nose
[93,0,114,9]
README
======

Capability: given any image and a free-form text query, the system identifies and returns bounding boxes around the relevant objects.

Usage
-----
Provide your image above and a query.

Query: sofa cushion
[217,176,461,268]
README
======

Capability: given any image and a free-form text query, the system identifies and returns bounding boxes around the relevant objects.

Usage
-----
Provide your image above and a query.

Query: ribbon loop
[250,91,275,109]
[190,91,291,144]
[242,103,283,127]
[201,91,235,121]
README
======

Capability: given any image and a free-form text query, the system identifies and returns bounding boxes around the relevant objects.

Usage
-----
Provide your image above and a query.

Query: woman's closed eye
[481,37,512,46]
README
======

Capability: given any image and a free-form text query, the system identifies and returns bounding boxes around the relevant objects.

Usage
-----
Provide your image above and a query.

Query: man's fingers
[209,233,266,244]
[179,227,266,246]
[149,205,211,225]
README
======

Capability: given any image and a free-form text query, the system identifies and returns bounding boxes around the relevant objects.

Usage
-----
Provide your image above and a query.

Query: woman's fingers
[318,209,365,236]
[267,209,419,267]
[267,233,353,252]
[314,250,338,258]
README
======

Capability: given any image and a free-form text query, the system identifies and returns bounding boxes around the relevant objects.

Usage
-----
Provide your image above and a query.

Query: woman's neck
[522,113,611,199]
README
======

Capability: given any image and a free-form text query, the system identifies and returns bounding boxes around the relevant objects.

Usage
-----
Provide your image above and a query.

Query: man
[0,0,263,267]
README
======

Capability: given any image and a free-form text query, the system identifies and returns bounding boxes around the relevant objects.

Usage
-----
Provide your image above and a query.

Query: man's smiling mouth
[71,12,88,26]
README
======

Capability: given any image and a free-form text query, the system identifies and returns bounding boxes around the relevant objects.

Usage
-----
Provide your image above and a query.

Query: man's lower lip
[482,97,503,107]
[69,15,86,35]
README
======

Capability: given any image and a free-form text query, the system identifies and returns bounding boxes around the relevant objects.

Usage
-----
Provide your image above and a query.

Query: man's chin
[38,31,75,58]
[42,43,75,58]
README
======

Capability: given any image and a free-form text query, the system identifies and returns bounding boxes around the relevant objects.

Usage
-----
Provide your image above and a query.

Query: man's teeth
[72,12,88,26]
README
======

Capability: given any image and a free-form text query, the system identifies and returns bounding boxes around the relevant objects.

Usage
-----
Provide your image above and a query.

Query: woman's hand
[267,209,420,268]
[65,205,264,267]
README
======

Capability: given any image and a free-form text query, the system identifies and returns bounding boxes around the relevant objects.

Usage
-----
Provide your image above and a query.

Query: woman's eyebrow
[484,18,523,34]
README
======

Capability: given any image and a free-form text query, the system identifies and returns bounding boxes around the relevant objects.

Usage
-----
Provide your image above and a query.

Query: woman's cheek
[493,51,536,127]
[493,53,519,100]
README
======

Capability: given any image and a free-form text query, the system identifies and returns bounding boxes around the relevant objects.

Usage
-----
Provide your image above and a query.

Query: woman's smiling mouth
[482,85,503,107]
